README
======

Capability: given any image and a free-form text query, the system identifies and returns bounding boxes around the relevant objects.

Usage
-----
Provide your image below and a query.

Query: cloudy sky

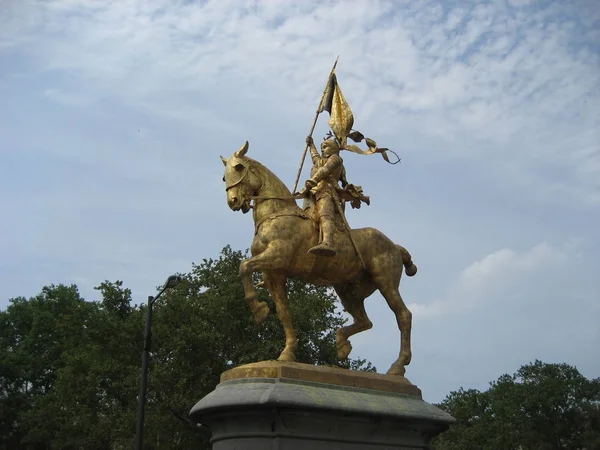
[1,0,599,403]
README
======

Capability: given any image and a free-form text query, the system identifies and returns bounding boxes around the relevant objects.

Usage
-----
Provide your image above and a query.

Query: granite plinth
[189,361,455,449]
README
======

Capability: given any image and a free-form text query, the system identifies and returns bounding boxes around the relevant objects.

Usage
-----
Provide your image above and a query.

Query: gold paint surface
[222,144,416,377]
[221,361,422,398]
[220,66,413,378]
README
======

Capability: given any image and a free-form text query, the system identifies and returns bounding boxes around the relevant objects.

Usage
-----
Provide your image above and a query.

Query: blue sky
[1,0,599,403]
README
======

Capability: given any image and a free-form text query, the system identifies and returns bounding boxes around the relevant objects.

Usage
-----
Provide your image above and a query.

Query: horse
[221,141,417,376]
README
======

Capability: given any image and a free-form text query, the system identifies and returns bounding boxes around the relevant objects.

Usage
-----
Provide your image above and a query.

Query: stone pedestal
[189,361,455,449]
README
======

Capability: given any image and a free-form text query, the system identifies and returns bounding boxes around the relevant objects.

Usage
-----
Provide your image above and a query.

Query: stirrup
[308,243,337,257]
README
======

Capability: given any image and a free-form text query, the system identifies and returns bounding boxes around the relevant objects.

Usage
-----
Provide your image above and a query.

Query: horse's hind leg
[375,277,412,376]
[264,272,297,362]
[334,282,376,360]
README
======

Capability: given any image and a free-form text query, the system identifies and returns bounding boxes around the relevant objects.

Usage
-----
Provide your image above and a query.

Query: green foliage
[0,246,372,449]
[0,282,142,450]
[145,246,374,448]
[3,247,597,450]
[432,360,600,450]
[0,285,95,449]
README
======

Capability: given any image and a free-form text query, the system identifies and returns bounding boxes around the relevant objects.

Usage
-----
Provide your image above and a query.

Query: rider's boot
[308,217,337,257]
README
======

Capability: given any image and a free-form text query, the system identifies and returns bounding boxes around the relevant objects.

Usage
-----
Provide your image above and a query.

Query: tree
[0,284,95,449]
[143,245,374,448]
[432,360,600,450]
[35,281,143,449]
[0,282,143,450]
[0,246,373,449]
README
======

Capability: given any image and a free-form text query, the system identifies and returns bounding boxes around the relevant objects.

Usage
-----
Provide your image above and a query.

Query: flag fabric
[318,72,354,147]
[316,70,400,165]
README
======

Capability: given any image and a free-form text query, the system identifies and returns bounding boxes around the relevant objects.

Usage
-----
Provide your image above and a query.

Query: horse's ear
[234,141,249,158]
[220,155,228,166]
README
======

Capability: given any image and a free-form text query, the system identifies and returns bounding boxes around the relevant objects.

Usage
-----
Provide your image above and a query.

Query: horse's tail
[397,244,417,277]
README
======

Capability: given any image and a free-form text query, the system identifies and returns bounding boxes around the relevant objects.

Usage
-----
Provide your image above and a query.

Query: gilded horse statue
[221,141,417,376]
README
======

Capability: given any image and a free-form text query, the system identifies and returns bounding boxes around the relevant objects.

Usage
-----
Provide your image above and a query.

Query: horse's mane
[245,156,295,201]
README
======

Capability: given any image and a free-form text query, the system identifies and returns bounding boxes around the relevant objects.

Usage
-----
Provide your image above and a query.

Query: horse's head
[221,141,261,214]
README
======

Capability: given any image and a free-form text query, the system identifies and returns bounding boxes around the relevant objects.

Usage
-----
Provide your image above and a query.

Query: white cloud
[3,1,599,138]
[356,238,598,400]
[409,242,572,317]
[1,0,597,209]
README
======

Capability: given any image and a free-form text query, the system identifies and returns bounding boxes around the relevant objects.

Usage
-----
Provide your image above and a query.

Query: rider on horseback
[300,136,345,257]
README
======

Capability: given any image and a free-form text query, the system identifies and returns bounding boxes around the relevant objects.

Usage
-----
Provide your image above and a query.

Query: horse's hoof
[277,349,296,362]
[386,364,406,377]
[254,301,270,325]
[336,340,352,360]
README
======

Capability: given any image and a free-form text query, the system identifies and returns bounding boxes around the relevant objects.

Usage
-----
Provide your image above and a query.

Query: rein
[250,193,304,202]
[226,163,310,234]
[227,164,302,202]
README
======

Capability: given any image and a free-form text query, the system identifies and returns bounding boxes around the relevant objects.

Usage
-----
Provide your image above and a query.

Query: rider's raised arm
[306,136,321,164]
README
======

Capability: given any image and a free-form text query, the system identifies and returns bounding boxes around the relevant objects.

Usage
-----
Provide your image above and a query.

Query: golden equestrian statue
[221,59,416,377]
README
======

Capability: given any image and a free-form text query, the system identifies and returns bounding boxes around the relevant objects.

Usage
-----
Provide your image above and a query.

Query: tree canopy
[0,246,373,450]
[432,360,600,450]
[3,245,597,449]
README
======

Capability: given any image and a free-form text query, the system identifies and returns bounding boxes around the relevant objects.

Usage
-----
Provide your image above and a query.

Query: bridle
[225,164,249,192]
[224,161,310,233]
[225,163,304,208]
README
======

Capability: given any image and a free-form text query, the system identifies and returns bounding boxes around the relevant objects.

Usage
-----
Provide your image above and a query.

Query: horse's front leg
[239,256,270,326]
[263,272,297,362]
[238,243,288,327]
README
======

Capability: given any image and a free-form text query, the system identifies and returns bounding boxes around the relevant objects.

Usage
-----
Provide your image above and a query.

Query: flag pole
[291,56,339,194]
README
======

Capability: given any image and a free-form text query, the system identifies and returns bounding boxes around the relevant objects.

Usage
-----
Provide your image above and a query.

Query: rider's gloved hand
[305,178,317,189]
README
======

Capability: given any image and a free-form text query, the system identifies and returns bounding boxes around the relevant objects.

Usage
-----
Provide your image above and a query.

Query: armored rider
[299,135,345,257]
